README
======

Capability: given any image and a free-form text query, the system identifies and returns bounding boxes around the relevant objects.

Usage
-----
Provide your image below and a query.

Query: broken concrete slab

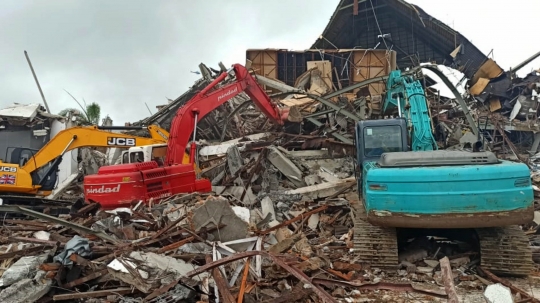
[484,283,514,303]
[450,256,470,268]
[226,145,243,176]
[0,270,52,303]
[416,266,435,274]
[283,177,355,200]
[260,196,279,227]
[212,186,256,205]
[0,253,49,287]
[317,169,340,182]
[423,260,440,268]
[307,213,320,230]
[267,146,306,188]
[304,174,322,186]
[191,196,249,251]
[198,133,270,157]
[268,234,301,254]
[286,150,331,160]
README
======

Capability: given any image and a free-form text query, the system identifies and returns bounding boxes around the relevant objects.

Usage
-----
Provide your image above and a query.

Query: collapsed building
[0,0,540,302]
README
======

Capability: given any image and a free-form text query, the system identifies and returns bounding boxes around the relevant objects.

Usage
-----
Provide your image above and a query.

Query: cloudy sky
[0,0,538,125]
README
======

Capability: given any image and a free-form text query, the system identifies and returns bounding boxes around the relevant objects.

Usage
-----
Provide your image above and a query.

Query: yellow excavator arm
[0,125,169,196]
[22,126,167,173]
[147,125,169,141]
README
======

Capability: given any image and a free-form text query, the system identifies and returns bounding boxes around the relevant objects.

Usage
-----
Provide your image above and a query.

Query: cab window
[129,151,144,163]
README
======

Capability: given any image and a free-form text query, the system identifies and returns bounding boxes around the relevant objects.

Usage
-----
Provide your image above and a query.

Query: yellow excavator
[0,124,177,198]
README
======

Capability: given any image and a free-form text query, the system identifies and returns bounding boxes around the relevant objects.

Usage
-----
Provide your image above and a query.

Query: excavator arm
[147,125,169,141]
[166,63,300,166]
[22,125,168,173]
[382,70,437,151]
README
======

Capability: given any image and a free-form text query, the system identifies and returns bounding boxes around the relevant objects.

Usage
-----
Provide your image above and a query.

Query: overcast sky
[0,0,538,125]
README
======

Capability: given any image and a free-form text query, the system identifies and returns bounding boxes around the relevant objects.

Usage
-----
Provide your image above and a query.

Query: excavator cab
[355,118,408,166]
[4,147,59,191]
[121,144,168,166]
[6,147,36,166]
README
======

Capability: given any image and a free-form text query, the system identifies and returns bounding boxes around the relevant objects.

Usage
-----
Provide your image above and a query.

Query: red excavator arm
[166,63,297,166]
[84,64,300,210]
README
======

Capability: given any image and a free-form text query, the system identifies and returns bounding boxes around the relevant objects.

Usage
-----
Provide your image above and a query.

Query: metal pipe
[24,50,51,113]
[510,50,540,75]
[189,113,199,164]
[97,126,144,130]
[397,95,402,117]
[61,136,77,155]
[192,113,199,142]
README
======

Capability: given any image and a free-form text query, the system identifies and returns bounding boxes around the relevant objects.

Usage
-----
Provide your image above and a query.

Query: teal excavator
[353,68,534,276]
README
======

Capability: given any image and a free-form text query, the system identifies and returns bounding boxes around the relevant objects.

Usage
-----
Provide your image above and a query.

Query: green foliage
[57,90,103,125]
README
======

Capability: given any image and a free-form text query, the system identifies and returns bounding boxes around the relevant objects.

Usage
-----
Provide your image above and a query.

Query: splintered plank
[53,288,134,301]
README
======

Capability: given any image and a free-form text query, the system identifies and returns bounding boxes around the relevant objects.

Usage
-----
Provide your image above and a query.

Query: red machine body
[83,63,295,209]
[84,161,212,210]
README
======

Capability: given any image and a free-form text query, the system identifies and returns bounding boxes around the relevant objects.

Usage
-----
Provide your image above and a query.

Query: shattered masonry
[1,0,540,302]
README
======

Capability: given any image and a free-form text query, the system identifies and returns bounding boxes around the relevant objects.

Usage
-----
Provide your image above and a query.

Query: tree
[58,90,101,125]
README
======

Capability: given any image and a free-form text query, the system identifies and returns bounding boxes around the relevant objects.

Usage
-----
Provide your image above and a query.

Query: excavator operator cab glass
[6,147,36,166]
[121,152,129,164]
[151,146,167,167]
[130,151,144,163]
[363,125,403,157]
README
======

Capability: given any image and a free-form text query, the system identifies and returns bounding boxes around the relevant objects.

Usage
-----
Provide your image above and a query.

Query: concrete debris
[484,283,514,303]
[2,2,540,303]
[0,270,52,303]
[0,253,49,287]
[107,251,206,293]
[267,146,306,188]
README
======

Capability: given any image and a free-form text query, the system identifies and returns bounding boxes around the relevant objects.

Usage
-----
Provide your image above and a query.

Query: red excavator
[83,64,300,209]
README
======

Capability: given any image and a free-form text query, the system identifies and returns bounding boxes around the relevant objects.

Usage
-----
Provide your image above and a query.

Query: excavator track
[350,198,399,270]
[0,195,74,220]
[476,226,533,277]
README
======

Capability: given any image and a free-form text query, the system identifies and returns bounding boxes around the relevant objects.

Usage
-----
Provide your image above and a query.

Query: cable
[369,0,389,50]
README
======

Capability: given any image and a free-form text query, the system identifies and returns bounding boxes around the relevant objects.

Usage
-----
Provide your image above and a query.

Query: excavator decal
[0,166,17,173]
[86,184,121,194]
[106,137,137,146]
[0,174,15,185]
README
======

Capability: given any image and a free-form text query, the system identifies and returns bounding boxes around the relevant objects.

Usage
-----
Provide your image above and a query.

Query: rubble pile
[3,60,540,301]
[1,152,540,302]
[3,10,540,303]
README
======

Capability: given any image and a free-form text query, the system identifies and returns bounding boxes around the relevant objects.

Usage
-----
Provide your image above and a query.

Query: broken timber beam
[0,244,52,260]
[439,256,459,303]
[53,288,135,300]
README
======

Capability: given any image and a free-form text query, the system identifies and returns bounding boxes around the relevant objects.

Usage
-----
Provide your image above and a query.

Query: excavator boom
[166,63,298,166]
[84,63,301,209]
[22,126,167,173]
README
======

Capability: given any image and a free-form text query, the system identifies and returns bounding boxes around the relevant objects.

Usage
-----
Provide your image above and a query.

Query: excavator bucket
[280,105,303,123]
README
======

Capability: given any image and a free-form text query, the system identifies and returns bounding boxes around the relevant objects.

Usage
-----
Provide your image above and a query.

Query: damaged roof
[0,103,64,123]
[312,0,488,78]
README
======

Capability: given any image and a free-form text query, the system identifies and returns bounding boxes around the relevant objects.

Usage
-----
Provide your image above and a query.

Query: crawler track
[350,198,399,270]
[476,226,533,277]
